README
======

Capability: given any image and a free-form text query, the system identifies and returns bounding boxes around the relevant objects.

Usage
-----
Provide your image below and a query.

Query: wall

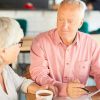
[0,10,57,36]
[84,11,100,31]
[0,10,100,35]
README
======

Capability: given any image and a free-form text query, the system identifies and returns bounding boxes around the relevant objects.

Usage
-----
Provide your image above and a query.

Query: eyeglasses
[6,40,23,49]
[18,41,23,47]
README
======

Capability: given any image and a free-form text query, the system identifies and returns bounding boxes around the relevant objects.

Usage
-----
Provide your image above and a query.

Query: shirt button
[66,62,69,64]
[83,66,85,68]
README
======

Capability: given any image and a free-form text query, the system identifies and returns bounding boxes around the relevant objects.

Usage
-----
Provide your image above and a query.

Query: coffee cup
[36,90,53,100]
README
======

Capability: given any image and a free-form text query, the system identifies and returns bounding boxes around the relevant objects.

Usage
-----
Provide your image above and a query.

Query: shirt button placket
[63,48,71,82]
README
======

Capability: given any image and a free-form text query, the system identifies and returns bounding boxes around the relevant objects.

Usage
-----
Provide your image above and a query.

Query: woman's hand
[27,83,48,94]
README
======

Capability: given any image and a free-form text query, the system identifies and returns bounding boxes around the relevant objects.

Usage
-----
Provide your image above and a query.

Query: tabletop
[20,36,33,52]
[26,86,100,100]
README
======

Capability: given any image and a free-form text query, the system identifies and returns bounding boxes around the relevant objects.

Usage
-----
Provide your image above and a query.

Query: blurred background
[0,0,99,36]
[0,0,100,36]
[0,0,100,100]
[0,0,100,10]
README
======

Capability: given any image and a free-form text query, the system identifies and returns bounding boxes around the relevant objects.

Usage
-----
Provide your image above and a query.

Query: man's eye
[59,19,63,21]
[58,19,64,23]
[68,20,72,23]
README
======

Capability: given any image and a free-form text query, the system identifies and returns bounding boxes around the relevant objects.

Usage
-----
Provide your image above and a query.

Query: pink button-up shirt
[30,29,100,96]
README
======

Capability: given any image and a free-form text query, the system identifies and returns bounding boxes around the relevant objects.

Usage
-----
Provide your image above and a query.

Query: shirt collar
[72,31,80,46]
[54,29,62,45]
[54,29,80,46]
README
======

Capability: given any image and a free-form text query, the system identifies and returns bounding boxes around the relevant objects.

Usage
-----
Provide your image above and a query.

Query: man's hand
[67,80,87,98]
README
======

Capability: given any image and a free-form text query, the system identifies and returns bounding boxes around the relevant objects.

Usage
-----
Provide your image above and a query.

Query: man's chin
[61,31,71,35]
[62,34,71,38]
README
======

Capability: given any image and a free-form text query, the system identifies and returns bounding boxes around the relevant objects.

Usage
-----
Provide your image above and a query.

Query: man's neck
[61,34,77,46]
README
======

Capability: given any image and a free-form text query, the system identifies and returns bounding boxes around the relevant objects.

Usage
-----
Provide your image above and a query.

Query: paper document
[53,95,92,100]
[53,89,100,100]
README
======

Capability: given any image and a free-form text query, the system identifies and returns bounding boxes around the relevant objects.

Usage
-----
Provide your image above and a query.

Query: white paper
[53,95,92,100]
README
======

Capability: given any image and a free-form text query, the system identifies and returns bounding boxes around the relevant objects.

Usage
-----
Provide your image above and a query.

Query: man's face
[57,4,84,40]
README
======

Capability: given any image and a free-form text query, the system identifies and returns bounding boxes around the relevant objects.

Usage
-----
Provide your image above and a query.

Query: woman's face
[0,40,23,64]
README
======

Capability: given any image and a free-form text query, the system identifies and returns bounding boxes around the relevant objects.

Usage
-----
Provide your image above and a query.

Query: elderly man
[30,0,100,98]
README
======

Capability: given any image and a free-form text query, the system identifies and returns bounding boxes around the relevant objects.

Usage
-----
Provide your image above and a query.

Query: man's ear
[78,18,84,29]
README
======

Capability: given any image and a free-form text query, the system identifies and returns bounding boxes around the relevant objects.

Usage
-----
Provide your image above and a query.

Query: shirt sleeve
[30,37,67,96]
[90,41,100,89]
[8,66,33,93]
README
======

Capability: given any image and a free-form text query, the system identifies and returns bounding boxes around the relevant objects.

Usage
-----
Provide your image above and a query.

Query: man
[30,0,100,98]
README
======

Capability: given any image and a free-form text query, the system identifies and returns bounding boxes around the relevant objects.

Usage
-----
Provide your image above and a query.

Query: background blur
[0,0,100,100]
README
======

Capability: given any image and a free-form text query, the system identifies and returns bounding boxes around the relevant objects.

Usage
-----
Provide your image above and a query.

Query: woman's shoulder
[3,65,14,74]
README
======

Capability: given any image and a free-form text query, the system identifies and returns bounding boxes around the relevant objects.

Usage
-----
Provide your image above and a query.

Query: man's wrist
[54,83,68,96]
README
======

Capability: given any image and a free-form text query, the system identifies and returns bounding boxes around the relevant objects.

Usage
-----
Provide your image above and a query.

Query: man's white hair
[0,17,24,48]
[60,0,87,16]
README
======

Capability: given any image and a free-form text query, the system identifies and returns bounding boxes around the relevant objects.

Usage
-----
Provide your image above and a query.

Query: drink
[36,90,53,100]
[38,93,51,96]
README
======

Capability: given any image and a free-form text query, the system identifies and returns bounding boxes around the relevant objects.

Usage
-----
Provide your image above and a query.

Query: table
[21,36,33,52]
[22,35,100,99]
[18,36,33,72]
[26,86,100,100]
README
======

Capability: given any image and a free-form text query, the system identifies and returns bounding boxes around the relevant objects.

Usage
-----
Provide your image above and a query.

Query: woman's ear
[0,48,5,64]
[0,48,8,64]
[0,56,3,64]
[0,48,5,54]
[2,49,5,53]
[0,48,6,59]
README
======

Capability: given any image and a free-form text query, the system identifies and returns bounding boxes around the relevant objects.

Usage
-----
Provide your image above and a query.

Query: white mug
[36,90,53,100]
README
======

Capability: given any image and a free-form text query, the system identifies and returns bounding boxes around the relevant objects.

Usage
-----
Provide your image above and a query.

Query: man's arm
[30,37,67,96]
[90,41,100,89]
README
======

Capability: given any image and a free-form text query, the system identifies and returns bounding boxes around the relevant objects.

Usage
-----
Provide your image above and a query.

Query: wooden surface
[20,36,33,52]
[26,86,100,100]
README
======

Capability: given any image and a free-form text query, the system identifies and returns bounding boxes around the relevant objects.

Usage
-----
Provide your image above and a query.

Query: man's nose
[62,21,69,30]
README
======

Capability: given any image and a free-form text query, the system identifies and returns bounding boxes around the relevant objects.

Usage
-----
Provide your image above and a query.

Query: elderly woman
[0,17,47,100]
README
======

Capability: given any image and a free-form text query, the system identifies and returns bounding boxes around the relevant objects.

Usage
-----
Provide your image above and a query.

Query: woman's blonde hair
[0,17,24,64]
[0,17,24,48]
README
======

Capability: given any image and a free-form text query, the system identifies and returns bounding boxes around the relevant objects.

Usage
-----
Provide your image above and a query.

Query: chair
[16,19,27,36]
[89,28,100,34]
[79,21,89,33]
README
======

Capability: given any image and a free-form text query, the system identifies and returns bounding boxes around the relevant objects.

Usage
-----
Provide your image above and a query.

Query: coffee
[39,93,51,96]
[36,90,53,100]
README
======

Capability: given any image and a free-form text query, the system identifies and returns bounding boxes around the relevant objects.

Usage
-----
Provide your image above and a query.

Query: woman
[0,17,47,100]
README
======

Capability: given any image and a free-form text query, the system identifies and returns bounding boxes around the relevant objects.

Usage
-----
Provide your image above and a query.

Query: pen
[81,87,90,93]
